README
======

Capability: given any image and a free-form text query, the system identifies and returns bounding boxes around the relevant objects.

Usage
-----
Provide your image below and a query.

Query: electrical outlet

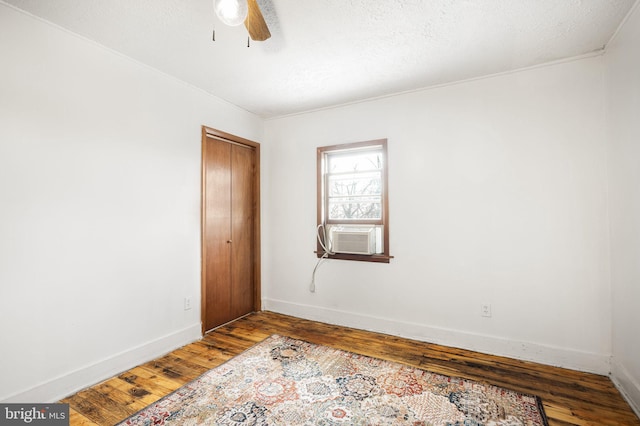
[481,303,492,318]
[184,297,192,311]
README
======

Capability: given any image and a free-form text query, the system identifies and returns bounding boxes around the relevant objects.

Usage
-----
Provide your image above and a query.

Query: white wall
[0,4,262,402]
[263,56,612,374]
[605,3,640,415]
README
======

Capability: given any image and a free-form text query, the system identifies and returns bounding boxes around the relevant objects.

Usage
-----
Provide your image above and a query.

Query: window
[317,139,392,263]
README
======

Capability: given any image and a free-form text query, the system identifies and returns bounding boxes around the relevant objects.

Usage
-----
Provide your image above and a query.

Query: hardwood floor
[61,311,639,425]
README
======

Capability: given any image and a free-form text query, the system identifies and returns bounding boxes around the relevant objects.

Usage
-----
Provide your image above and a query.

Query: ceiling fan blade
[244,0,271,41]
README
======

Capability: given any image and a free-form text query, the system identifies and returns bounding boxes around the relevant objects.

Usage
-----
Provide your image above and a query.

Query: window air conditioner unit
[331,227,376,255]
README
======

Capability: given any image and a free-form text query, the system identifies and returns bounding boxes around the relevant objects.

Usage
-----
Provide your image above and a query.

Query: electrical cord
[310,224,333,293]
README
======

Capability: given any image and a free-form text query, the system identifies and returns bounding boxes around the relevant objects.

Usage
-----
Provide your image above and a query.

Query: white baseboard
[263,298,611,375]
[611,359,640,418]
[1,323,202,403]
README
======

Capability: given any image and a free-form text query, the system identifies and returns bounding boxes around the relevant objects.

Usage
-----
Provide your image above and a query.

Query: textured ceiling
[3,0,636,118]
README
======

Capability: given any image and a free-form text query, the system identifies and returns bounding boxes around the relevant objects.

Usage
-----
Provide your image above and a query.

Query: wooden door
[229,143,255,319]
[202,127,260,333]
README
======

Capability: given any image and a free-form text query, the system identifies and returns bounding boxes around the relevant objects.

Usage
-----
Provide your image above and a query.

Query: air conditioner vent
[331,227,376,255]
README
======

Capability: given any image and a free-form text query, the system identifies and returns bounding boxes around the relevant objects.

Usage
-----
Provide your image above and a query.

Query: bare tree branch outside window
[327,153,382,221]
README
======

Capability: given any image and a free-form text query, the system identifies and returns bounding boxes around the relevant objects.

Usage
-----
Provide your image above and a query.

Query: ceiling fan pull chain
[212,27,216,42]
[247,36,250,48]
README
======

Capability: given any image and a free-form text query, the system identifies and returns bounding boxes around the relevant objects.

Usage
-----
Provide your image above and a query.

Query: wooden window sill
[315,251,393,264]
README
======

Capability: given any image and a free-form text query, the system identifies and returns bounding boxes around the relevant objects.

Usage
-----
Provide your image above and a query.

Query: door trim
[201,126,261,334]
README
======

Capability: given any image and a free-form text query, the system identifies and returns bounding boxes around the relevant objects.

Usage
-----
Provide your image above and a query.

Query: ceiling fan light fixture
[214,0,248,27]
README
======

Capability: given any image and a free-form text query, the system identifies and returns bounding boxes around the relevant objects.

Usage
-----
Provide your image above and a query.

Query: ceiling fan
[214,0,271,41]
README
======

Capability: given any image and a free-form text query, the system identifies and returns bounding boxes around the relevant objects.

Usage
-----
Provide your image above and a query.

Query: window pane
[328,150,383,173]
[328,198,381,220]
[327,170,382,220]
[327,171,382,197]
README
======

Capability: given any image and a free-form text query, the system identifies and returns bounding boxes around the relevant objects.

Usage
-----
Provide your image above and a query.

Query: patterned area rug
[118,334,548,425]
